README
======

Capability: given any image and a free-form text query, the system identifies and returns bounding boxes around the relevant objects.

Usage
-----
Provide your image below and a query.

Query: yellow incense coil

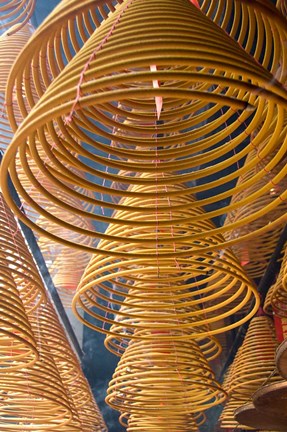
[271,246,287,316]
[224,146,287,280]
[200,0,287,83]
[120,412,199,432]
[106,329,226,425]
[220,398,255,430]
[263,284,275,316]
[0,194,46,312]
[0,0,35,35]
[277,0,287,17]
[0,255,38,370]
[2,0,287,256]
[73,179,259,338]
[227,316,281,401]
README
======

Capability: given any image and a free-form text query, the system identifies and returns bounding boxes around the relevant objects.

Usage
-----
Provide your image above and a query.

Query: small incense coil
[277,0,287,18]
[0,0,35,35]
[227,316,281,401]
[106,329,226,425]
[263,284,275,316]
[0,194,46,312]
[0,256,38,370]
[3,0,287,256]
[271,246,287,316]
[224,146,287,280]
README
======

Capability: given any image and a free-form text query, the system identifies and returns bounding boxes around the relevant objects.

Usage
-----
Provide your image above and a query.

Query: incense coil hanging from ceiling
[224,316,281,401]
[36,300,107,431]
[73,176,259,339]
[106,329,226,428]
[271,245,287,316]
[3,0,287,256]
[224,143,287,280]
[0,0,35,35]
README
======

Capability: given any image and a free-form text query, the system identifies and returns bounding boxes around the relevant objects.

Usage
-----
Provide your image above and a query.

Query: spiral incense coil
[224,146,287,280]
[200,0,287,84]
[2,1,287,256]
[264,284,275,316]
[73,178,259,338]
[227,316,281,401]
[277,0,287,18]
[0,0,35,35]
[220,398,255,430]
[121,412,199,432]
[0,256,38,370]
[106,329,226,424]
[34,301,107,431]
[0,194,46,311]
[0,306,73,430]
[271,245,287,316]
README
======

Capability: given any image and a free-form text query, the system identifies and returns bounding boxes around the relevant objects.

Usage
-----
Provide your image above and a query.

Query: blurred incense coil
[264,284,275,316]
[106,330,226,424]
[0,254,38,370]
[36,300,107,431]
[73,179,259,338]
[224,146,287,280]
[277,0,287,18]
[225,316,281,401]
[0,194,46,311]
[0,0,35,35]
[271,245,287,316]
[2,0,287,255]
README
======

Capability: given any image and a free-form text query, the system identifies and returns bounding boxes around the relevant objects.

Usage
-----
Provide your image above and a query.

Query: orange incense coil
[2,0,287,256]
[227,316,281,401]
[224,146,287,280]
[0,194,46,312]
[106,330,226,423]
[73,178,259,338]
[0,255,38,370]
[0,0,35,35]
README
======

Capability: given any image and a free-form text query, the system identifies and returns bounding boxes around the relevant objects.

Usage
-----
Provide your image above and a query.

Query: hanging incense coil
[0,0,35,35]
[2,0,287,256]
[35,300,107,431]
[271,245,287,316]
[227,316,281,401]
[106,329,226,426]
[0,301,74,430]
[0,255,38,370]
[224,146,287,280]
[0,194,46,311]
[73,178,259,339]
[263,284,275,316]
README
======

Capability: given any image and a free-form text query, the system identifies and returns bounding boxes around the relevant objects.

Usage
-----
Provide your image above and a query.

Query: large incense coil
[271,245,287,316]
[224,146,287,280]
[0,194,46,312]
[106,330,226,425]
[0,255,38,370]
[3,1,287,255]
[0,0,35,35]
[227,316,281,400]
[73,178,259,338]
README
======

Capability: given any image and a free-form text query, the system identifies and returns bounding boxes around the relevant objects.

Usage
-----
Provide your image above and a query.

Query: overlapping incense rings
[2,0,287,255]
[0,0,35,35]
[73,178,259,339]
